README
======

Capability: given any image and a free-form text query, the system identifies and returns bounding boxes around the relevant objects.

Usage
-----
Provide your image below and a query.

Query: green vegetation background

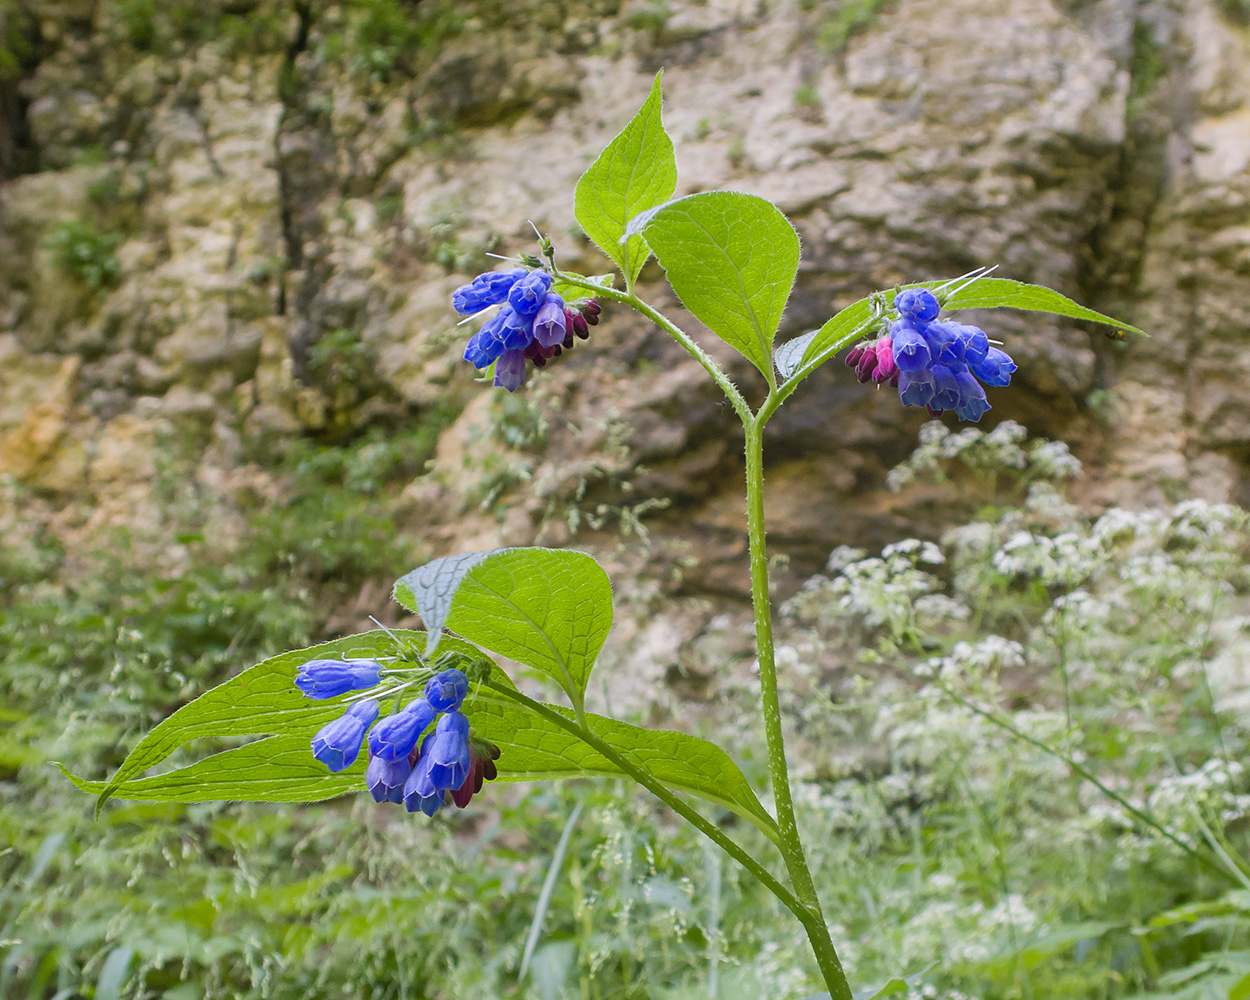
[6,415,1250,1000]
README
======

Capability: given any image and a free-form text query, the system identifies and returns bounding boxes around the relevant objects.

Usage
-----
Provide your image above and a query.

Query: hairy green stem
[482,679,811,924]
[560,275,853,997]
[745,414,853,1000]
[761,318,878,420]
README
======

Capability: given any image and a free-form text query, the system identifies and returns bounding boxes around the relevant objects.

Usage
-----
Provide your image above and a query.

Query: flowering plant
[64,74,1137,998]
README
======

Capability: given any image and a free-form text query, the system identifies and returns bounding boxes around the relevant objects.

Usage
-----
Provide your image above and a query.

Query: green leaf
[942,277,1145,333]
[473,692,781,844]
[628,190,800,378]
[393,550,499,657]
[96,946,135,1000]
[58,736,366,803]
[574,71,676,287]
[785,276,1143,382]
[78,629,479,812]
[394,548,613,712]
[551,271,615,306]
[61,633,776,843]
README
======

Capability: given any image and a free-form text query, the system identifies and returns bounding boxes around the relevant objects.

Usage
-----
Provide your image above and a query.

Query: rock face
[2,0,1249,637]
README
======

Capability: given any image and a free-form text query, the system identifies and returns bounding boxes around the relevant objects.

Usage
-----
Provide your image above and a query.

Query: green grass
[4,422,1250,998]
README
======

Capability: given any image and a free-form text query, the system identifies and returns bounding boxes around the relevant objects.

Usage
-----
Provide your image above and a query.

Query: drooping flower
[506,270,553,317]
[403,737,445,816]
[425,711,472,791]
[845,286,1013,423]
[890,320,931,372]
[533,292,567,348]
[295,659,383,699]
[494,349,527,392]
[931,364,961,412]
[368,696,437,762]
[425,668,469,713]
[970,347,1017,387]
[311,699,379,772]
[454,265,600,390]
[453,268,527,315]
[366,753,411,804]
[898,368,935,407]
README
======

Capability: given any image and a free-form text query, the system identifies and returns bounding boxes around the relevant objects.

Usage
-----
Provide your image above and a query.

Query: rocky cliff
[2,0,1248,669]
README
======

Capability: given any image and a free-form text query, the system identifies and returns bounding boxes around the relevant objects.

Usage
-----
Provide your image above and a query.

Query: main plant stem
[560,270,851,996]
[745,415,853,1000]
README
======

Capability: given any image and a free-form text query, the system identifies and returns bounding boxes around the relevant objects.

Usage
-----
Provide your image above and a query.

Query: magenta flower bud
[845,345,866,368]
[854,345,878,383]
[572,313,589,338]
[871,338,897,383]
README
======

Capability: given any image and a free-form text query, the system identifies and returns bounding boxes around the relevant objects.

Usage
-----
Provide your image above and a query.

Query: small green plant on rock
[44,220,122,291]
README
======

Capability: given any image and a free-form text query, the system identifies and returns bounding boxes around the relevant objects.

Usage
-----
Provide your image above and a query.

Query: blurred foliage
[4,422,1250,998]
[318,0,465,83]
[44,221,123,291]
[805,0,892,54]
[111,0,288,57]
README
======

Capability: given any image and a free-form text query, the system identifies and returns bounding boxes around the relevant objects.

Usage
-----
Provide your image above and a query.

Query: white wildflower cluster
[990,529,1101,587]
[792,540,946,633]
[894,891,1045,967]
[916,636,1024,685]
[1147,759,1247,828]
[773,425,1250,994]
[884,420,1080,494]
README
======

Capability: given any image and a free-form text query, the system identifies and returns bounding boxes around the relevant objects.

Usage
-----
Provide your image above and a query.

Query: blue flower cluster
[846,288,1016,422]
[299,660,498,815]
[453,268,599,392]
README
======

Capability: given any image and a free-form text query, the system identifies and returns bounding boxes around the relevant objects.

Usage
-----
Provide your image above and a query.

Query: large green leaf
[60,636,777,843]
[784,276,1143,382]
[574,71,676,287]
[59,737,364,803]
[628,191,800,378]
[472,693,779,844]
[394,548,613,713]
[79,629,479,810]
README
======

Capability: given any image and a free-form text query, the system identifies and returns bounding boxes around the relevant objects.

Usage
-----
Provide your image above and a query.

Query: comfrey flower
[845,288,1014,422]
[295,658,383,699]
[401,711,502,816]
[300,662,499,814]
[311,699,379,772]
[368,696,437,762]
[453,266,600,392]
[366,754,411,804]
[425,668,469,712]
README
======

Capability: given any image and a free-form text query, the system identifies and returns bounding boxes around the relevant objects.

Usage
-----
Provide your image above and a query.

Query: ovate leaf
[58,736,364,803]
[392,550,499,657]
[474,693,781,844]
[394,548,613,712]
[942,277,1145,332]
[628,191,800,378]
[575,72,676,286]
[63,632,777,845]
[78,630,481,811]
